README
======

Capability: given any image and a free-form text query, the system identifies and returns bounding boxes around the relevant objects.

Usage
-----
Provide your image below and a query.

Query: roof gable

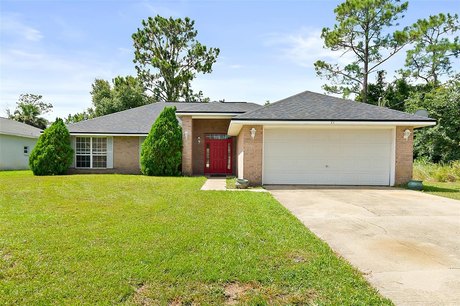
[67,101,262,134]
[235,91,435,122]
[0,117,42,138]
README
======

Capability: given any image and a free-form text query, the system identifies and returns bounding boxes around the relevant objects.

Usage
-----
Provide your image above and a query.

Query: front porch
[182,118,236,176]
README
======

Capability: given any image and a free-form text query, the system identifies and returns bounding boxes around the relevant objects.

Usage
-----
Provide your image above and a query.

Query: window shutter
[70,136,76,168]
[107,137,113,169]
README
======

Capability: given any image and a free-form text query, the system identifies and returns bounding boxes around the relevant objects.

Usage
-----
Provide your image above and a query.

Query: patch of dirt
[131,283,154,306]
[224,282,254,304]
[168,298,182,306]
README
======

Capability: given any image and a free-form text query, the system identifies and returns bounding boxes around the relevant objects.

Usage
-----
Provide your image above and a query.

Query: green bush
[140,106,182,176]
[413,159,460,182]
[29,118,74,175]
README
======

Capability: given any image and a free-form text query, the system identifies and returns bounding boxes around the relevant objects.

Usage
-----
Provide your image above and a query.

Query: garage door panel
[263,128,392,185]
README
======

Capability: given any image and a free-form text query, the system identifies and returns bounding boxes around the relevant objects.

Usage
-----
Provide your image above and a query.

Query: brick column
[395,126,414,185]
[240,125,263,186]
[181,116,193,176]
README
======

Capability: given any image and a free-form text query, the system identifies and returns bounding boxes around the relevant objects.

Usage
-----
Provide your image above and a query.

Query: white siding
[0,134,38,170]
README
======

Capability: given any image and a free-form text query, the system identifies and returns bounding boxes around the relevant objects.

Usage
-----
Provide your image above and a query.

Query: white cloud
[0,47,136,120]
[0,13,43,42]
[266,27,355,68]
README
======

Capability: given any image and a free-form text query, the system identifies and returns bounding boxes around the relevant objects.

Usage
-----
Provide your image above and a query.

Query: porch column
[238,125,263,186]
[181,116,193,176]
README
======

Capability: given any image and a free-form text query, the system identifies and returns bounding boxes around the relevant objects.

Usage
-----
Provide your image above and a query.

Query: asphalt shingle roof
[67,101,262,134]
[235,91,435,122]
[0,117,42,138]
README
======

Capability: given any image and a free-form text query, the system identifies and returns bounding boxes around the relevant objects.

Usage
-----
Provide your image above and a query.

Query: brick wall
[113,136,141,174]
[395,126,414,185]
[236,125,263,186]
[181,116,193,175]
[70,136,141,174]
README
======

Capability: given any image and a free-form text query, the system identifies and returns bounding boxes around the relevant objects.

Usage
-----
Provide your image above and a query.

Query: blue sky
[1,0,459,119]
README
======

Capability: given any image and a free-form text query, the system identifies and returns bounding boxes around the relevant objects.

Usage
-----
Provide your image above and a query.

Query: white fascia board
[228,120,435,136]
[70,133,148,136]
[230,120,436,128]
[227,123,243,136]
[0,132,39,139]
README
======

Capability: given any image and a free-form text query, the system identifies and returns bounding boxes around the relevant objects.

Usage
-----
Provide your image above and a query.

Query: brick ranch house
[67,90,435,186]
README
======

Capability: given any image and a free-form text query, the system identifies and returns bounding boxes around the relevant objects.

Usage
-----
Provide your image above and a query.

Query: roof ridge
[233,90,313,119]
[66,102,165,127]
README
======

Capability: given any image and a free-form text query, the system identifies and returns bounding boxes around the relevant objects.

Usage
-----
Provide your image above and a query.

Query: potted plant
[407,179,423,191]
[236,178,249,189]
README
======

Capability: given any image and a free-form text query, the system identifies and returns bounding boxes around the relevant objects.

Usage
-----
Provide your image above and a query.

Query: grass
[419,181,460,201]
[412,160,460,200]
[0,171,391,305]
[226,176,236,189]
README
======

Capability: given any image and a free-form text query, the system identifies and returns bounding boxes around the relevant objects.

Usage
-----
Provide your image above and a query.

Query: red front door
[204,136,233,174]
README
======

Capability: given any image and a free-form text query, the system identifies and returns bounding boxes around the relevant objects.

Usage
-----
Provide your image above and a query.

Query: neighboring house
[67,90,435,186]
[0,117,42,170]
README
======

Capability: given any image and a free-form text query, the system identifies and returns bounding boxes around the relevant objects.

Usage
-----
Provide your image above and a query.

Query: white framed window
[75,137,107,168]
[23,146,29,155]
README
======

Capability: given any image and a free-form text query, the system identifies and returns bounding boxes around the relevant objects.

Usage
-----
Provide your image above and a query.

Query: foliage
[28,118,73,176]
[91,76,148,117]
[65,109,94,124]
[7,94,52,129]
[132,15,219,102]
[66,76,147,121]
[0,172,391,304]
[140,106,182,176]
[356,72,427,111]
[405,77,460,163]
[403,13,460,85]
[413,159,460,183]
[314,0,410,103]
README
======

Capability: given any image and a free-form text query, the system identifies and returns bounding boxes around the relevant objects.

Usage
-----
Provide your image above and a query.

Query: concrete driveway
[267,186,460,306]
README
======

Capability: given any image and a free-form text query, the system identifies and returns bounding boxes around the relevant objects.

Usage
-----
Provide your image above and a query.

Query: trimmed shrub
[140,106,182,176]
[29,118,73,175]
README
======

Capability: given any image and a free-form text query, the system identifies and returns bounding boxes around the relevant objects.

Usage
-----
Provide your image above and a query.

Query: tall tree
[405,77,460,163]
[90,76,148,117]
[132,15,220,102]
[403,13,460,85]
[65,109,94,124]
[7,94,52,129]
[314,0,410,103]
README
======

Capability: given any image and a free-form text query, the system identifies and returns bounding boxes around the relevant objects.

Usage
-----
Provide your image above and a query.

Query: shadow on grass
[423,185,460,193]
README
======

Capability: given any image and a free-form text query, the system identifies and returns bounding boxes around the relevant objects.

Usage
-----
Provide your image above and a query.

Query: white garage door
[263,128,393,185]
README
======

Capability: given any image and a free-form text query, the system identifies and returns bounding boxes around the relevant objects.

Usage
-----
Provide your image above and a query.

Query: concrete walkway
[200,177,226,191]
[200,177,268,192]
[268,186,460,306]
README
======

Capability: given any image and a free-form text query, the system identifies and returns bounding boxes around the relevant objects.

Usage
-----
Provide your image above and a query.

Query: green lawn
[420,181,460,200]
[0,171,391,305]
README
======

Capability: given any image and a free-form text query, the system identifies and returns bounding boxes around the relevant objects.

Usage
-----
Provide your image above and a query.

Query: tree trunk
[362,10,369,104]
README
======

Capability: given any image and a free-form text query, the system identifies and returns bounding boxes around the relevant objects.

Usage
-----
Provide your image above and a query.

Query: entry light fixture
[250,128,256,140]
[184,131,189,140]
[403,129,411,141]
[197,136,201,144]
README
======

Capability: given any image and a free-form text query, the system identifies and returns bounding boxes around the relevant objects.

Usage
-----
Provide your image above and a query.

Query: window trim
[75,136,108,169]
[23,146,29,155]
